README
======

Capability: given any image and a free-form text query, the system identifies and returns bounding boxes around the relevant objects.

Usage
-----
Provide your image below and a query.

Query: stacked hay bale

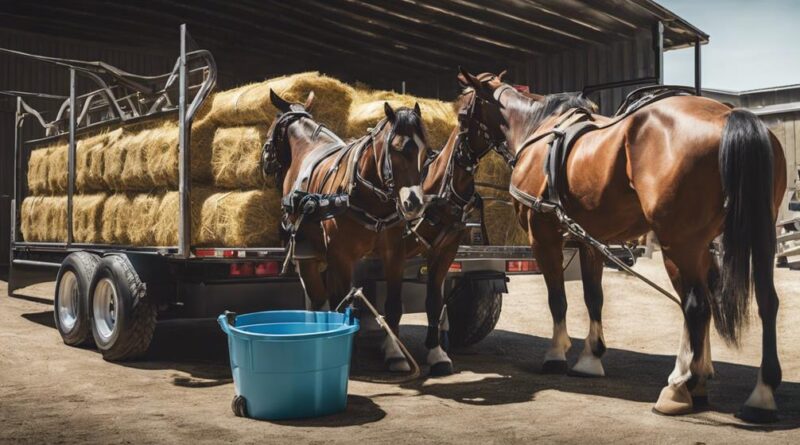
[21,72,353,247]
[474,151,529,246]
[345,87,457,150]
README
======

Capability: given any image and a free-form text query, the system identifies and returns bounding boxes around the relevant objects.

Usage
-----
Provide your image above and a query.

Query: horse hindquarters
[717,109,783,422]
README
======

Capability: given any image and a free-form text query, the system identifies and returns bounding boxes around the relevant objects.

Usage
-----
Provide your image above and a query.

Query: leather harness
[409,91,501,250]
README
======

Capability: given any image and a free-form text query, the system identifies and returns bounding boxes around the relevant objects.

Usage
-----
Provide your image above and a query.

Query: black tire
[447,281,502,348]
[89,255,157,361]
[54,252,100,346]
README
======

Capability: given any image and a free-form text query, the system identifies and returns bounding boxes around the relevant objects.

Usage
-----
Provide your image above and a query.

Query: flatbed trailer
[5,27,579,360]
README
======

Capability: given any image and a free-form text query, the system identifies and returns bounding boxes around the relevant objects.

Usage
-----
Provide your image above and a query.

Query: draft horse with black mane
[263,90,429,371]
[397,85,501,375]
[459,68,786,423]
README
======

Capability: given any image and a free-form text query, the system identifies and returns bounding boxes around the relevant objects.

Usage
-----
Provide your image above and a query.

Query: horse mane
[391,107,428,144]
[511,91,597,136]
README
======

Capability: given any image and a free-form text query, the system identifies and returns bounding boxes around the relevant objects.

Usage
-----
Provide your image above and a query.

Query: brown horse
[265,90,429,371]
[458,68,786,423]
[398,85,500,376]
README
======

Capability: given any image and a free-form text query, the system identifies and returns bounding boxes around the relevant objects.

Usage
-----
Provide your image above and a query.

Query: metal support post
[67,68,76,245]
[652,21,664,85]
[178,24,191,258]
[694,36,702,96]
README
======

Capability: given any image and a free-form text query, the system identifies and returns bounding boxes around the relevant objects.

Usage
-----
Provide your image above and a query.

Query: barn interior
[0,0,707,267]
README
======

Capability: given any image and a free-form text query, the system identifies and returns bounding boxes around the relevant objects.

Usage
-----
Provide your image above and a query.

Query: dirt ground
[1,253,799,444]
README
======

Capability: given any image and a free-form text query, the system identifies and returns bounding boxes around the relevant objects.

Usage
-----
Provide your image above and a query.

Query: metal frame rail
[4,25,217,260]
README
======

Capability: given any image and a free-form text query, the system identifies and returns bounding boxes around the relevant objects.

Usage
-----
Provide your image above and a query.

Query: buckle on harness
[282,191,349,222]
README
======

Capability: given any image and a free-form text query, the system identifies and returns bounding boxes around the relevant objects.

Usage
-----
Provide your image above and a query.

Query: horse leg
[570,244,606,377]
[380,246,411,372]
[531,216,570,374]
[654,242,713,416]
[737,272,781,423]
[296,260,328,310]
[424,241,458,376]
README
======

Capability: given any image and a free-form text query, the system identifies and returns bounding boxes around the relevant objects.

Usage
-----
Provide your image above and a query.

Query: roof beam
[256,0,456,71]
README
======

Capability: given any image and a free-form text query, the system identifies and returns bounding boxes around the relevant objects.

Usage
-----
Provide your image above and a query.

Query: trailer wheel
[54,252,100,346]
[89,255,157,361]
[447,275,504,348]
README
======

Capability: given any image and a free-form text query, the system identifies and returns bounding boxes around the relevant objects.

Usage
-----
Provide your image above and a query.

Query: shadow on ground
[14,291,800,431]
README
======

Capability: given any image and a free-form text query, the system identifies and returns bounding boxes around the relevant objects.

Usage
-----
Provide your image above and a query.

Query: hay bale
[346,89,457,150]
[127,193,164,246]
[101,193,134,245]
[27,147,53,195]
[211,125,275,189]
[475,151,528,245]
[46,145,69,194]
[196,188,282,247]
[73,193,107,243]
[19,196,67,242]
[76,131,117,192]
[201,72,354,134]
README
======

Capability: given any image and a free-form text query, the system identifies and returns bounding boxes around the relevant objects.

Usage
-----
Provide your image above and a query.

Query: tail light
[254,261,280,277]
[229,262,254,277]
[448,262,462,272]
[506,260,539,273]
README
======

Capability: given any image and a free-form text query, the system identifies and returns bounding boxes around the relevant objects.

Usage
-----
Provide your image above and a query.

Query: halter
[262,109,313,182]
[462,86,516,167]
[409,92,499,249]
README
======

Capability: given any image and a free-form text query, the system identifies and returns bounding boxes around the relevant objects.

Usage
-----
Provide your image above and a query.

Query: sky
[659,0,800,91]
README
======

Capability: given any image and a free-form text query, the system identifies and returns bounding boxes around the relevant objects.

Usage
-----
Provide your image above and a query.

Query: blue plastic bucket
[218,310,359,420]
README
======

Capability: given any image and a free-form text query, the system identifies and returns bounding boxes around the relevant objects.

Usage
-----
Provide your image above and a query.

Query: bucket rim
[218,310,359,340]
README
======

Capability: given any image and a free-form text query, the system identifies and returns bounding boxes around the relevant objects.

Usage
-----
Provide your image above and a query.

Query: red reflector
[195,248,215,257]
[229,262,254,277]
[506,260,539,273]
[255,261,280,277]
[448,262,462,272]
[222,250,236,258]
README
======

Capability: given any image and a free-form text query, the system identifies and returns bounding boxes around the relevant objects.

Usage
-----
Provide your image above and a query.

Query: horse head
[262,89,316,182]
[372,102,429,220]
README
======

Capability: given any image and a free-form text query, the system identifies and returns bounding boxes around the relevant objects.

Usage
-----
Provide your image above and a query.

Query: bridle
[409,91,501,249]
[462,83,517,167]
[262,109,313,183]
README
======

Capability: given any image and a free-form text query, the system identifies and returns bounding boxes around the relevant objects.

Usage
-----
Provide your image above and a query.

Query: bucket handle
[218,310,237,335]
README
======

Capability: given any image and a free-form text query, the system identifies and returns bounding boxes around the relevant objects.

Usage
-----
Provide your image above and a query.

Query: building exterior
[0,1,707,268]
[704,85,800,215]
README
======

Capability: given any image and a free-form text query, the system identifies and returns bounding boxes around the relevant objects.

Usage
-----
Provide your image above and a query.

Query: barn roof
[1,0,707,76]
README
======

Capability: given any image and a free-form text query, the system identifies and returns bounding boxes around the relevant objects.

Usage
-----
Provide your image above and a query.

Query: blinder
[261,110,313,181]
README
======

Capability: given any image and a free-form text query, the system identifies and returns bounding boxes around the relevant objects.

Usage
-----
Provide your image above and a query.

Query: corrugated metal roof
[0,0,707,77]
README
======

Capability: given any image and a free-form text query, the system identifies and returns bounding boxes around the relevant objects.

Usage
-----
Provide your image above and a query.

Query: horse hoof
[386,357,411,372]
[429,361,454,377]
[736,405,778,424]
[652,384,693,416]
[541,360,569,374]
[569,354,605,377]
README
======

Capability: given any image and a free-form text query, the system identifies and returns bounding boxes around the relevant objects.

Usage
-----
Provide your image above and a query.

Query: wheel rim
[93,278,119,342]
[57,270,79,331]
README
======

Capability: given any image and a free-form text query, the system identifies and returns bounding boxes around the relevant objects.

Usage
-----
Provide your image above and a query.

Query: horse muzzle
[398,186,426,220]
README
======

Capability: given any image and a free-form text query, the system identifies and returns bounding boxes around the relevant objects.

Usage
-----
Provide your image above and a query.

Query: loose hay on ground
[200,72,353,134]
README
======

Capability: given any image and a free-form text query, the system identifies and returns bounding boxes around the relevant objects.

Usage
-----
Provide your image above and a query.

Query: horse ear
[270,89,292,113]
[304,91,315,111]
[497,70,508,81]
[457,66,471,88]
[413,102,422,117]
[384,102,396,122]
[458,66,492,100]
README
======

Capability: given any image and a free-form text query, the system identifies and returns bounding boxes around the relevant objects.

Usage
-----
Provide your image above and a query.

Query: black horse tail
[714,109,776,345]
